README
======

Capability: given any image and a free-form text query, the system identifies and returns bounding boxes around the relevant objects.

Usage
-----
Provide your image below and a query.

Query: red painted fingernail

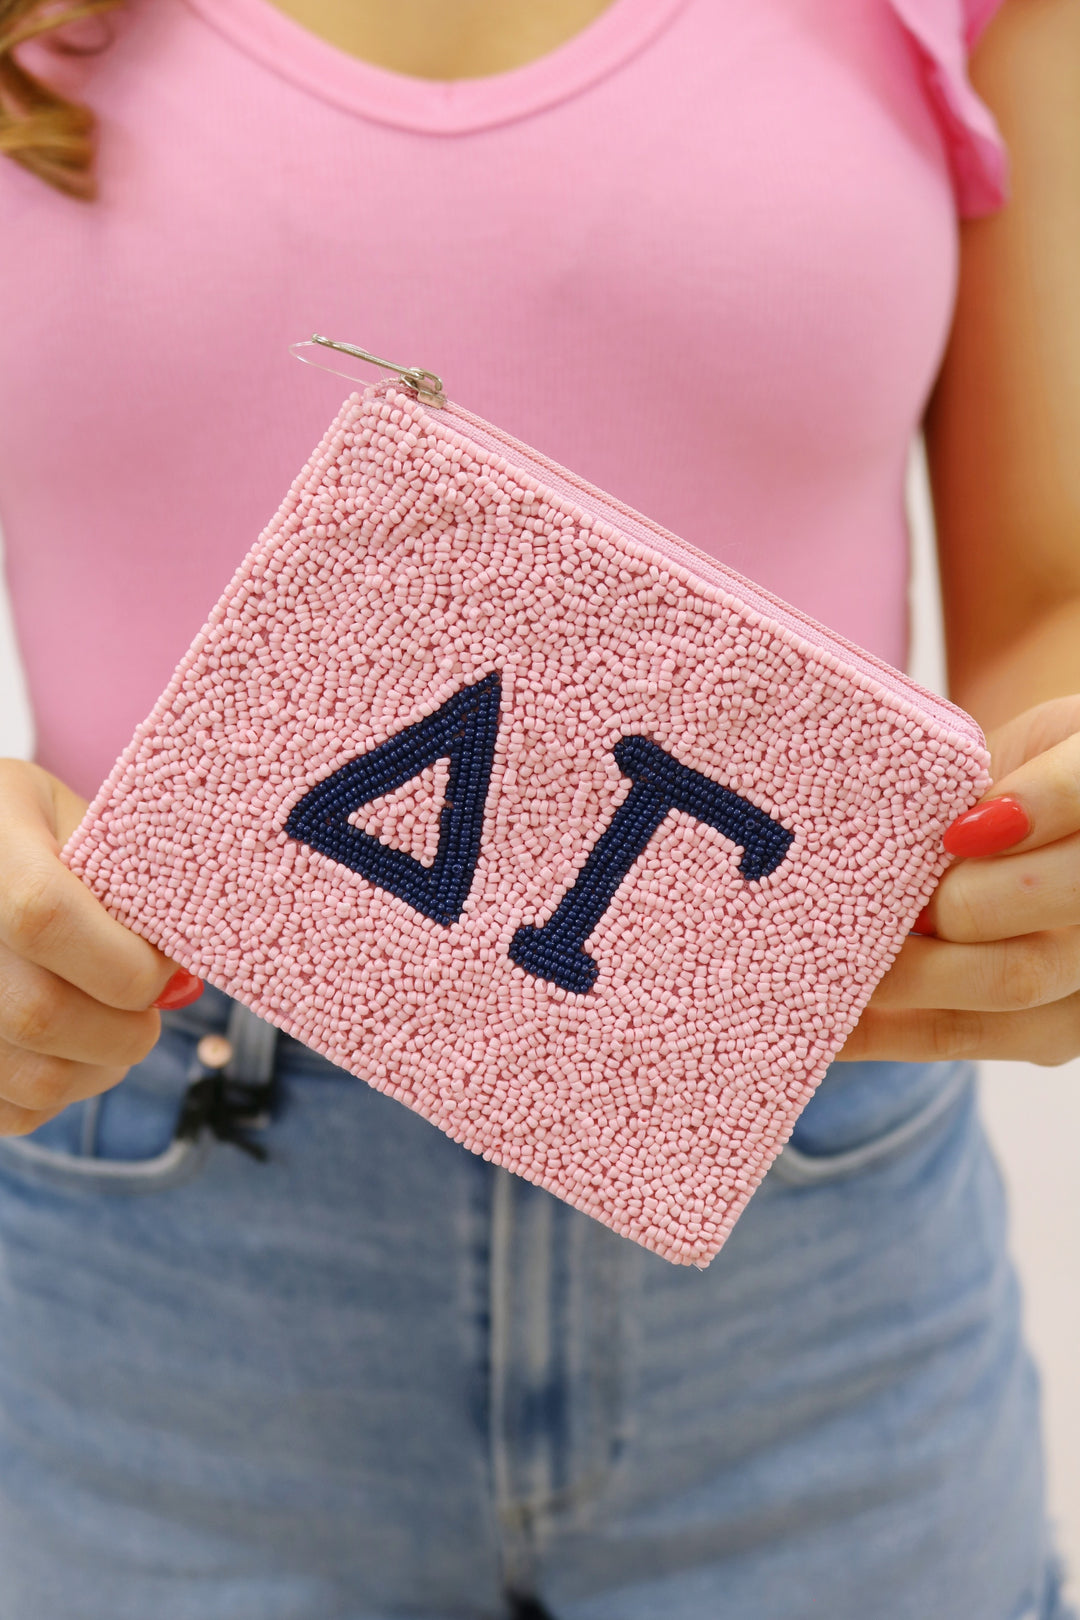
[943,795,1030,858]
[151,969,204,1010]
[911,906,935,936]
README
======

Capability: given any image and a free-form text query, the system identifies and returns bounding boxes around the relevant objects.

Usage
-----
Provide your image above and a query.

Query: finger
[924,829,1080,942]
[0,1038,128,1117]
[869,930,1080,1012]
[839,992,1080,1066]
[0,1097,61,1138]
[986,694,1080,782]
[0,761,195,1012]
[944,727,1080,859]
[0,939,162,1066]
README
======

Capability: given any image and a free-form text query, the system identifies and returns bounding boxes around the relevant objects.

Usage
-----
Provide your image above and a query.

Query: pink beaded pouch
[61,345,990,1265]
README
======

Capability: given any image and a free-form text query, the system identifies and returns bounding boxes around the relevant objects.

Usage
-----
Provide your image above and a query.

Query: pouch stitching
[0,1131,211,1195]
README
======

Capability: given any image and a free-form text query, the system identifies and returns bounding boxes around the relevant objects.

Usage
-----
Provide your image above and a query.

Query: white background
[0,448,1076,1588]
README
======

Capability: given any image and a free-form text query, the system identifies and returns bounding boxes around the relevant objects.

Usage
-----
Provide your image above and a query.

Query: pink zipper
[300,339,980,744]
[427,395,984,747]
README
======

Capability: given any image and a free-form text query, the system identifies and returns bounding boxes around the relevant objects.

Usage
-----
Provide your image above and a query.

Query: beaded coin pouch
[62,342,990,1265]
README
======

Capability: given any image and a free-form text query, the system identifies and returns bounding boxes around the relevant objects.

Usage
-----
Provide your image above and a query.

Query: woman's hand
[840,693,1080,1065]
[0,759,202,1136]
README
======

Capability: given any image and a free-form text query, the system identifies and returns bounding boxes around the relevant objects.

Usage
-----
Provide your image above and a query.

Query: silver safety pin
[290,334,446,407]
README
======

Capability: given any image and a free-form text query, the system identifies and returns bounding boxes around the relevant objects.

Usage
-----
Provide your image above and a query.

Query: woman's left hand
[839,693,1080,1064]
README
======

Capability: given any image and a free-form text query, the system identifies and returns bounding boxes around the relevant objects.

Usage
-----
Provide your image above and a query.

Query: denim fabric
[0,983,1068,1620]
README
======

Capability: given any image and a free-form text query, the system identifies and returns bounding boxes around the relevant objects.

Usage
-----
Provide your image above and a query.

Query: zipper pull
[292,334,446,407]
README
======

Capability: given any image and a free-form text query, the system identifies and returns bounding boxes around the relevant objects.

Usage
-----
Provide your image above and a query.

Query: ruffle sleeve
[887,0,1009,216]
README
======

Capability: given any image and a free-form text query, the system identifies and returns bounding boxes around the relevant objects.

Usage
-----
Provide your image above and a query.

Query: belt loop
[177,1000,280,1162]
[223,1000,280,1090]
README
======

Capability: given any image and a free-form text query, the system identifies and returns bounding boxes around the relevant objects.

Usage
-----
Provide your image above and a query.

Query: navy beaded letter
[509,736,793,993]
[284,674,501,924]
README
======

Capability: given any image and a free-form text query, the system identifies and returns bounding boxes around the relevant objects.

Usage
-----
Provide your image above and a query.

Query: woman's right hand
[0,759,202,1136]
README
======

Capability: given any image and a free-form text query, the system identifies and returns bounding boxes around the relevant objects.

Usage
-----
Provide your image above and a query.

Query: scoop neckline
[180,0,691,134]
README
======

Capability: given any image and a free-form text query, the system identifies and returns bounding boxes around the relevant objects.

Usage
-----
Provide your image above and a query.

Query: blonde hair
[0,1,121,199]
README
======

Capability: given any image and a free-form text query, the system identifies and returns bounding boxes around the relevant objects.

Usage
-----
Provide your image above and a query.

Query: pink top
[0,0,1007,800]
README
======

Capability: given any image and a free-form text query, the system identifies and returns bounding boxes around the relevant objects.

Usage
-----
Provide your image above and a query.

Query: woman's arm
[927,0,1080,725]
[842,0,1080,1063]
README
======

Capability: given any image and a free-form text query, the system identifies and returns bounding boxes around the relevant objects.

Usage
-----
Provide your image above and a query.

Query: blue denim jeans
[0,983,1068,1620]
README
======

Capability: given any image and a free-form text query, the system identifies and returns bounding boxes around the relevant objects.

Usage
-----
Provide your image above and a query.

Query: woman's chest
[263,0,618,79]
[1,0,958,479]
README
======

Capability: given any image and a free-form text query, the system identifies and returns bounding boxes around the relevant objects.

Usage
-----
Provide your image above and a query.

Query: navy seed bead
[510,735,793,992]
[284,674,501,924]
